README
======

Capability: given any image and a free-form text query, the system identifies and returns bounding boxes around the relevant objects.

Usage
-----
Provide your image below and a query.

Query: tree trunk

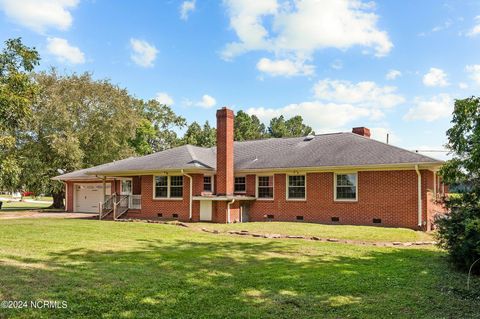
[51,191,65,209]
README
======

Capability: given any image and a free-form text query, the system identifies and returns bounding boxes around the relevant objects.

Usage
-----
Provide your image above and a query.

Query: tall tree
[181,121,216,147]
[20,70,186,208]
[234,110,266,141]
[137,99,186,152]
[0,38,39,192]
[437,97,480,272]
[268,115,314,138]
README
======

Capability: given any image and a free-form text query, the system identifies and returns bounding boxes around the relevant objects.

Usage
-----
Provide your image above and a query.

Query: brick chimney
[352,127,371,138]
[216,107,234,196]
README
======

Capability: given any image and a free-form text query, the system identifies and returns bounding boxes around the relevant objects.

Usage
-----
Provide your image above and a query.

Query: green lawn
[0,219,478,319]
[194,222,432,242]
[0,201,51,211]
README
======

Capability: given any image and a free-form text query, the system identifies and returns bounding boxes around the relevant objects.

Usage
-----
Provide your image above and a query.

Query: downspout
[181,170,193,221]
[227,198,235,224]
[415,165,422,227]
[63,181,68,212]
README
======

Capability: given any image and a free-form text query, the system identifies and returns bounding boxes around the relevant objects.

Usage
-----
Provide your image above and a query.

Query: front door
[200,201,212,221]
[120,179,132,207]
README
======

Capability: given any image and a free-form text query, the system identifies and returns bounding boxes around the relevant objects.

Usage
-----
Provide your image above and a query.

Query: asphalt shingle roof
[53,132,442,180]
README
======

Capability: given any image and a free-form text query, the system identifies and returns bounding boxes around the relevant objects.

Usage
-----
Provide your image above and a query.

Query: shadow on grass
[0,238,479,319]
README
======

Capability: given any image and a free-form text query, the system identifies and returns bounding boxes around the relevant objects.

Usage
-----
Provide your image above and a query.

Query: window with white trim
[335,173,357,200]
[170,176,183,198]
[288,175,306,199]
[203,176,212,192]
[154,176,183,198]
[257,176,273,198]
[234,176,246,193]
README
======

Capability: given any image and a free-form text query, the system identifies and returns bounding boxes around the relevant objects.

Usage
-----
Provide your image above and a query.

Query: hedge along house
[53,107,447,230]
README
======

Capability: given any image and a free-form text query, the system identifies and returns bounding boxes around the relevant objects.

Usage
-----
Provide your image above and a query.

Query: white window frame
[256,175,274,200]
[286,174,307,201]
[234,175,247,193]
[334,172,358,202]
[153,175,184,200]
[203,175,214,193]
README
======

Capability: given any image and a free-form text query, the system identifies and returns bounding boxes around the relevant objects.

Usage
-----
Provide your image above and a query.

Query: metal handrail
[99,194,116,220]
[114,195,129,220]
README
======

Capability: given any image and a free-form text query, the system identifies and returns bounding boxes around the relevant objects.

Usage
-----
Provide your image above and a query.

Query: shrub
[435,193,480,273]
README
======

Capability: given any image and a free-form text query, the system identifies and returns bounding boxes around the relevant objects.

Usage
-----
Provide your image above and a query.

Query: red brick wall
[246,174,256,197]
[191,173,204,196]
[246,170,426,229]
[134,175,191,220]
[132,176,141,195]
[216,108,234,195]
[65,169,441,229]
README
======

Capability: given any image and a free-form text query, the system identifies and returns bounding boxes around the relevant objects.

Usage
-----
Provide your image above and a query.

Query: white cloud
[196,94,217,108]
[46,37,85,64]
[330,59,343,70]
[466,64,480,86]
[404,94,452,122]
[313,79,405,108]
[467,16,480,37]
[155,92,174,105]
[422,67,449,87]
[256,57,314,77]
[247,102,374,132]
[458,82,469,89]
[222,0,392,60]
[180,0,195,20]
[386,69,401,80]
[130,38,158,68]
[0,0,79,33]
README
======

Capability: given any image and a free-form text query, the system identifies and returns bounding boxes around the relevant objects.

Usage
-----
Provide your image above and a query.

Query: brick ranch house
[53,107,447,230]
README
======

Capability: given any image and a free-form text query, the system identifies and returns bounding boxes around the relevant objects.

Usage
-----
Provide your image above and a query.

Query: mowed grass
[0,219,478,319]
[194,222,432,242]
[0,201,51,211]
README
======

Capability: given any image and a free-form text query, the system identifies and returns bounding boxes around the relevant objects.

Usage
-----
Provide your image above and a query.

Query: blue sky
[1,0,480,159]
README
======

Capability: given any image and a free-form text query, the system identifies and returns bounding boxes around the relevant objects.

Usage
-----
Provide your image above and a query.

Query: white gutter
[227,199,235,224]
[415,165,422,227]
[182,170,193,220]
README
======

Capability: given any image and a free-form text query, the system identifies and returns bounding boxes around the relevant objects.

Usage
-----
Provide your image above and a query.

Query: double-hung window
[234,176,246,193]
[154,176,183,199]
[170,176,183,198]
[257,176,274,199]
[335,173,357,201]
[203,176,212,192]
[288,175,306,199]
